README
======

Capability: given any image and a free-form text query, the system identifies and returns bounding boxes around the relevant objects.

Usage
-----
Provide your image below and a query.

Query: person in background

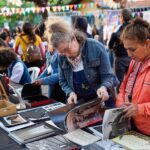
[116,18,150,135]
[33,48,59,98]
[73,16,93,38]
[0,47,31,85]
[0,31,11,47]
[34,20,46,38]
[109,9,132,90]
[0,37,8,47]
[14,22,45,68]
[0,39,9,74]
[45,17,117,107]
[2,28,13,48]
[16,26,22,36]
[92,24,99,40]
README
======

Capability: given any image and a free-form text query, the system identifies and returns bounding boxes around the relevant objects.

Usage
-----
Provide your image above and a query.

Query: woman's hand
[67,92,77,104]
[123,103,138,118]
[32,80,43,86]
[97,86,109,101]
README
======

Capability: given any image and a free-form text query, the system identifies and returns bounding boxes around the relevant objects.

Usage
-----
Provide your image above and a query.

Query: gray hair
[51,32,72,48]
[45,17,86,49]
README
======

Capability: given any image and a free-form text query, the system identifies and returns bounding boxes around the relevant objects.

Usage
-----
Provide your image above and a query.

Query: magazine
[8,122,58,144]
[112,131,150,150]
[102,107,128,139]
[48,99,106,132]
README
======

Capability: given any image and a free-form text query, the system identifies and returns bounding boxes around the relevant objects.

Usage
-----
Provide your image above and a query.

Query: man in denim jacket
[45,17,117,107]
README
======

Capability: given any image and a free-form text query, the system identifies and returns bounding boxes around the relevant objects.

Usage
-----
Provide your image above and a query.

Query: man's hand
[97,86,109,101]
[123,103,138,118]
[67,92,77,104]
[32,80,43,86]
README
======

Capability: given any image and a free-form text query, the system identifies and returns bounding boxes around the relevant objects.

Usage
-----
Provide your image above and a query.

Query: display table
[0,102,126,150]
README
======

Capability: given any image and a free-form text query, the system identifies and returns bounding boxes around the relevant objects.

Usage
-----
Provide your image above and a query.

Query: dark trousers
[115,56,131,91]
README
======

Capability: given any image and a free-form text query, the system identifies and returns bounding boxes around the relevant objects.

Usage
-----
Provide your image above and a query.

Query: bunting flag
[0,2,121,16]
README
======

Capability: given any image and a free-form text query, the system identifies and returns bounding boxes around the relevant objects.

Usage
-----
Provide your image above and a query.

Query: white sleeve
[103,26,107,41]
[10,62,24,83]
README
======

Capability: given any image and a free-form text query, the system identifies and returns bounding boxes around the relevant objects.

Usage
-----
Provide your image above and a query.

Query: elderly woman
[45,17,117,107]
[116,18,150,135]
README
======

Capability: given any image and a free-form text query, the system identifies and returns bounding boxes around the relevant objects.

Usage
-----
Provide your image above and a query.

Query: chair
[28,67,40,82]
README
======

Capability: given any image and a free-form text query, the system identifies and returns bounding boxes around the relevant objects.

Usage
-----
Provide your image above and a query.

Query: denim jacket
[39,51,59,85]
[59,38,116,96]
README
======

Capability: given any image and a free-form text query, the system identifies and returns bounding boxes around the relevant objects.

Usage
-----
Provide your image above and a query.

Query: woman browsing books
[45,17,118,107]
[116,18,150,135]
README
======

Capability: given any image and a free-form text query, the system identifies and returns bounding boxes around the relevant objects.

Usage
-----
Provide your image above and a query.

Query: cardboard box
[0,75,17,117]
[0,100,16,117]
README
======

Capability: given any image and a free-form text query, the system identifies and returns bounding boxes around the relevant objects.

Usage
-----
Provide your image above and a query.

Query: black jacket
[109,23,129,57]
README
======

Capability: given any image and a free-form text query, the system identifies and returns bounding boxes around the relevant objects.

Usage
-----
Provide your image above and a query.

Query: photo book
[102,107,128,139]
[48,99,106,132]
[8,122,59,144]
[87,107,129,140]
[47,99,105,146]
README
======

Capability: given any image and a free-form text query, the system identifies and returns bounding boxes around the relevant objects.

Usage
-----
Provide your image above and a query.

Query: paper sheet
[64,129,101,146]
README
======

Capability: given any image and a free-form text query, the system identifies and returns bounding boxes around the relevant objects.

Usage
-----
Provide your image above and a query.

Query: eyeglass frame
[59,37,75,55]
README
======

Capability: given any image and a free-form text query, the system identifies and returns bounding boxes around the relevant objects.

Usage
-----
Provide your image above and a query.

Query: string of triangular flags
[0,1,119,16]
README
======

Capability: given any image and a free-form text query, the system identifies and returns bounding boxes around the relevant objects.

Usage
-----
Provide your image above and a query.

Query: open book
[112,131,150,150]
[102,107,128,139]
[48,99,106,132]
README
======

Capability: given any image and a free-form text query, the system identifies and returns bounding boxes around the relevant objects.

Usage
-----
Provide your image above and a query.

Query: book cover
[8,123,57,144]
[48,99,105,132]
[102,107,128,139]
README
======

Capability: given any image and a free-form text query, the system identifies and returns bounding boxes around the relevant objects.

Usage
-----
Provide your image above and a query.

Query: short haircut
[121,9,132,22]
[73,16,88,33]
[0,32,9,40]
[0,47,17,69]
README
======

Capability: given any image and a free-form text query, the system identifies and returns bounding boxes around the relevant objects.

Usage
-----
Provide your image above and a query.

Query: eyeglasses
[59,38,73,55]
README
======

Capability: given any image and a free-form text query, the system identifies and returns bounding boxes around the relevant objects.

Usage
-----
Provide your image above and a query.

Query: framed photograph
[2,114,28,127]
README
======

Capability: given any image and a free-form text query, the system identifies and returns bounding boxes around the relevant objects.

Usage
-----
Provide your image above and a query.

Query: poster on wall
[143,11,150,23]
[108,11,119,26]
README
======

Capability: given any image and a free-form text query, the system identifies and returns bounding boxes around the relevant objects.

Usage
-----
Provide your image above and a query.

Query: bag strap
[19,35,30,61]
[128,62,141,102]
[19,35,29,45]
